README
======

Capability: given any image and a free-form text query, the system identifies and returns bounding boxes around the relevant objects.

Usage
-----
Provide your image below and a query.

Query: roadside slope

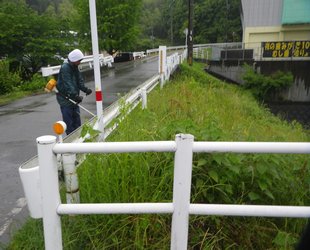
[8,63,309,250]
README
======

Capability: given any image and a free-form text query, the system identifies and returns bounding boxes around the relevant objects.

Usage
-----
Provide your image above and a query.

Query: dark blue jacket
[56,62,88,107]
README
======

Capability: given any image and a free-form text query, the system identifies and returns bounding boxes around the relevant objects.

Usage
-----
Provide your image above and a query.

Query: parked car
[114,52,134,62]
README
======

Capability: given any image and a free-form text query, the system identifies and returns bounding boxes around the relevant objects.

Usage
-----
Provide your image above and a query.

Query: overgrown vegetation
[7,63,309,249]
[242,64,294,101]
[19,74,46,92]
[0,60,21,95]
[0,59,46,102]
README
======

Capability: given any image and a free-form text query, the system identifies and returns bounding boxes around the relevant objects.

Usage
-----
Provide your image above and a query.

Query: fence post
[171,134,194,250]
[37,135,63,250]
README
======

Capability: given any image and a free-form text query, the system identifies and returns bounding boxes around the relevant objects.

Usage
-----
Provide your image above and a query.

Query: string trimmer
[45,79,96,117]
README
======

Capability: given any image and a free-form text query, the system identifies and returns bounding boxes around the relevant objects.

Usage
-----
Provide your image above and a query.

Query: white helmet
[68,49,84,62]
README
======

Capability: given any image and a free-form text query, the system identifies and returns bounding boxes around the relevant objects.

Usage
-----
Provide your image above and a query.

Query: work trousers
[60,105,81,135]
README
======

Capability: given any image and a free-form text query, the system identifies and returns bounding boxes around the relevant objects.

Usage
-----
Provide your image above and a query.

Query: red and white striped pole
[89,0,104,132]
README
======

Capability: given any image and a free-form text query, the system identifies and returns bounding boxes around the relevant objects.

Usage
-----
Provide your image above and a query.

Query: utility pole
[170,0,174,45]
[187,0,194,66]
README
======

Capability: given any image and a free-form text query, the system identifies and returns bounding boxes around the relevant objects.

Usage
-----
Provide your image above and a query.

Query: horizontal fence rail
[27,134,310,250]
[57,203,174,215]
[193,141,310,153]
[53,141,310,154]
[189,204,310,218]
[56,203,310,218]
[53,141,177,154]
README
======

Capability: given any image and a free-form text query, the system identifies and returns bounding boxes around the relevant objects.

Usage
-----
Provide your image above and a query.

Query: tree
[194,0,242,43]
[0,0,70,80]
[72,0,143,54]
[151,0,242,46]
[26,0,63,14]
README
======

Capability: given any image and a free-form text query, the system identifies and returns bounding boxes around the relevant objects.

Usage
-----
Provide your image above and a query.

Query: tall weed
[74,63,309,249]
[19,73,45,92]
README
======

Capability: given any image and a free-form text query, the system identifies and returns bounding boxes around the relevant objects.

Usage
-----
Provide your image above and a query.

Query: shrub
[19,73,45,92]
[242,64,293,100]
[0,60,21,94]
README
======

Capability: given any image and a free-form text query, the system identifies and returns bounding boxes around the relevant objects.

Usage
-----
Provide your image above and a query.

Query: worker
[56,49,92,135]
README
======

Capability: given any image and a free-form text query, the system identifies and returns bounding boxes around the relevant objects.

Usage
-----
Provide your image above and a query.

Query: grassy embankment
[7,63,310,249]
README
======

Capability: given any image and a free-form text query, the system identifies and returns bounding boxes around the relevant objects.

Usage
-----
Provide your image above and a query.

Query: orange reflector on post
[53,121,66,135]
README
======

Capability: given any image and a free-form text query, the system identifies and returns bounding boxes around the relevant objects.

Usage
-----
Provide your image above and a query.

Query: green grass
[7,63,310,249]
[0,89,45,106]
[0,73,47,106]
[0,91,31,106]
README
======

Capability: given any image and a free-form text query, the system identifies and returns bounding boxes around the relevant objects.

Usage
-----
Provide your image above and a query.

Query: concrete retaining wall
[206,60,310,101]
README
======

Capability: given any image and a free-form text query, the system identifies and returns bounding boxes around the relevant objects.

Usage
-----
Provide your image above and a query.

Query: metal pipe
[56,203,310,218]
[55,88,96,117]
[57,203,173,215]
[89,0,104,129]
[190,204,310,218]
[193,142,310,154]
[53,141,177,154]
[53,141,310,154]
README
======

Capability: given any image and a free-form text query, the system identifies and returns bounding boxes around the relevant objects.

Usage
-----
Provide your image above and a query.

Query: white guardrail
[41,54,114,77]
[23,134,310,250]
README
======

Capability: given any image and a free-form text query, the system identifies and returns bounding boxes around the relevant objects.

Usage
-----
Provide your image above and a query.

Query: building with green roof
[241,0,310,60]
[282,0,310,25]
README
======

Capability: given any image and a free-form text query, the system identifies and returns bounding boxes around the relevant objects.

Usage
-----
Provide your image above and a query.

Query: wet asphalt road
[0,56,158,246]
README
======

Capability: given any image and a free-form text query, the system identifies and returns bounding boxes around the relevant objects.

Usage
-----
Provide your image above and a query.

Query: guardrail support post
[63,154,80,204]
[141,87,147,109]
[159,46,167,88]
[171,134,194,250]
[37,135,62,250]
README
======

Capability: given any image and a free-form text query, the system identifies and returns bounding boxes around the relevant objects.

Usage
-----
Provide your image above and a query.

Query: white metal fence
[41,54,114,76]
[32,134,310,249]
